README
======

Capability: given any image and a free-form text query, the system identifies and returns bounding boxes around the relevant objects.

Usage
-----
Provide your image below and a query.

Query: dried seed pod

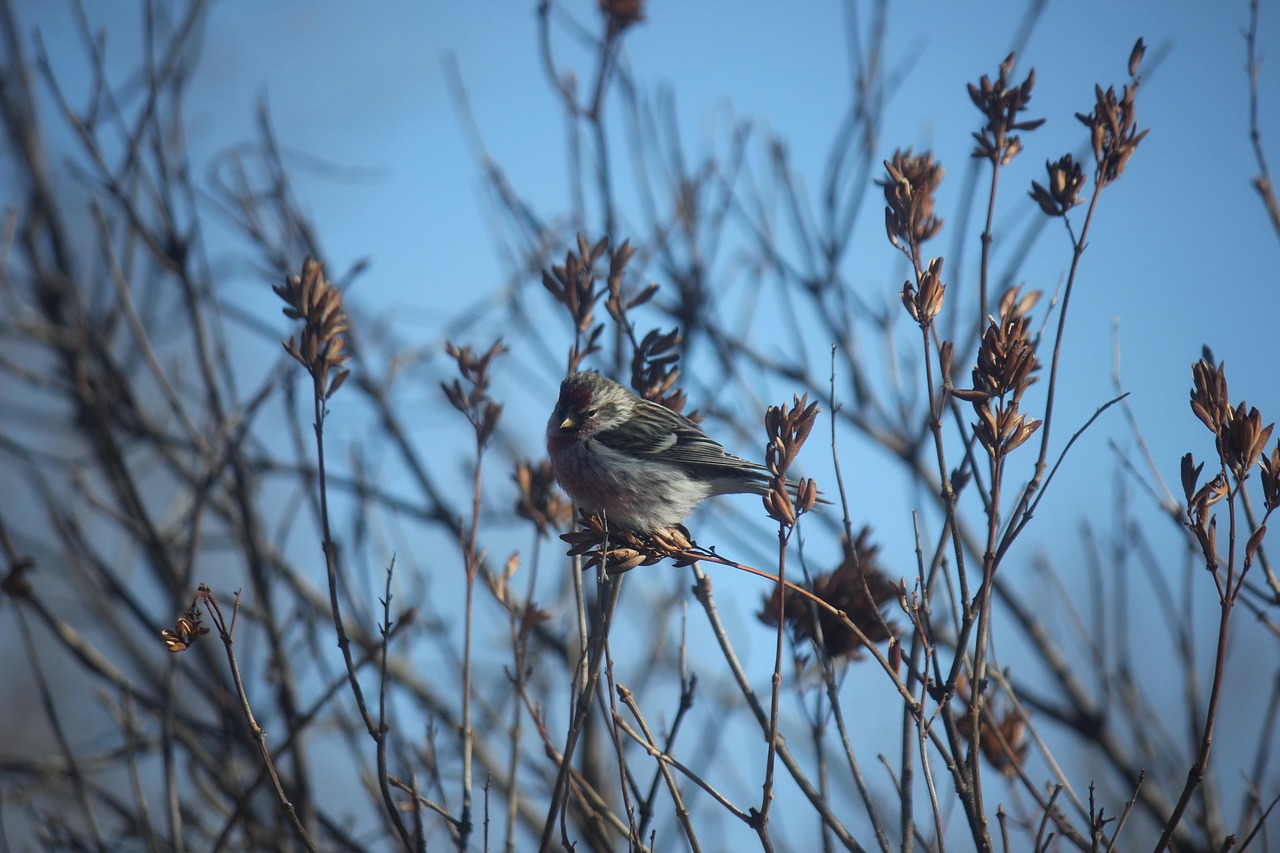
[761,394,823,527]
[514,459,573,536]
[1030,154,1086,217]
[160,607,209,653]
[274,257,354,401]
[559,510,696,574]
[1225,403,1272,476]
[1245,524,1267,567]
[1189,359,1230,435]
[1180,453,1204,503]
[960,286,1043,458]
[1075,50,1148,187]
[757,527,899,661]
[880,149,945,248]
[1260,442,1280,510]
[968,52,1045,165]
[952,678,1030,779]
[1128,38,1146,78]
[442,339,508,450]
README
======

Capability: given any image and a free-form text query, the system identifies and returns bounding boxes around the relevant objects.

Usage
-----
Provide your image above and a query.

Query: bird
[546,371,781,533]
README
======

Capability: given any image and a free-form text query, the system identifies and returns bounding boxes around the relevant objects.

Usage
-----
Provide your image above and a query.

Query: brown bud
[797,478,819,514]
[1261,443,1280,510]
[902,280,919,322]
[940,340,954,380]
[1245,524,1267,567]
[764,491,796,527]
[1128,38,1146,78]
[1180,453,1203,503]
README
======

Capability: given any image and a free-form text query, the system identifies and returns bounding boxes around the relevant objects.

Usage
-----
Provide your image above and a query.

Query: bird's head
[546,372,632,449]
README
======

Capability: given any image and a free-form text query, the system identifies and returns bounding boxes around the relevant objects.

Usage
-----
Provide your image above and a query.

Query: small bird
[546,371,778,532]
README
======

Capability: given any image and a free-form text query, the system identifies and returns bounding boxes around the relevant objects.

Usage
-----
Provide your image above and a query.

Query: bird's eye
[583,407,597,419]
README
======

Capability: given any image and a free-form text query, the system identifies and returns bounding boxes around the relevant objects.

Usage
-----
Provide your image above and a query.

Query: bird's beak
[559,415,576,431]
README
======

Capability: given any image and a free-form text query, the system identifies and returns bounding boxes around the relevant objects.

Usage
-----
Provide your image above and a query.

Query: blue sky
[123,0,1276,463]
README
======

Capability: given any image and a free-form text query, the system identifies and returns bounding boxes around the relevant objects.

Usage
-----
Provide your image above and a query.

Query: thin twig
[200,589,318,853]
[1245,0,1280,241]
[617,685,703,853]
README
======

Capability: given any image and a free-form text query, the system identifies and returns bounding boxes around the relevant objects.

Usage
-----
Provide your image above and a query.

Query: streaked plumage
[546,371,773,532]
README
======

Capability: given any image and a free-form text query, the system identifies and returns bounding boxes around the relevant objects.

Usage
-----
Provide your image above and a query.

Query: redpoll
[546,371,781,532]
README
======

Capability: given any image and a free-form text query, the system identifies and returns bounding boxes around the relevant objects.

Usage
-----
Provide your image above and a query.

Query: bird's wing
[594,398,769,476]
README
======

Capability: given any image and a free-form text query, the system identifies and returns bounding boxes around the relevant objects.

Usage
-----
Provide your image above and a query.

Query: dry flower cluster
[955,287,1044,458]
[273,257,352,402]
[758,528,900,661]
